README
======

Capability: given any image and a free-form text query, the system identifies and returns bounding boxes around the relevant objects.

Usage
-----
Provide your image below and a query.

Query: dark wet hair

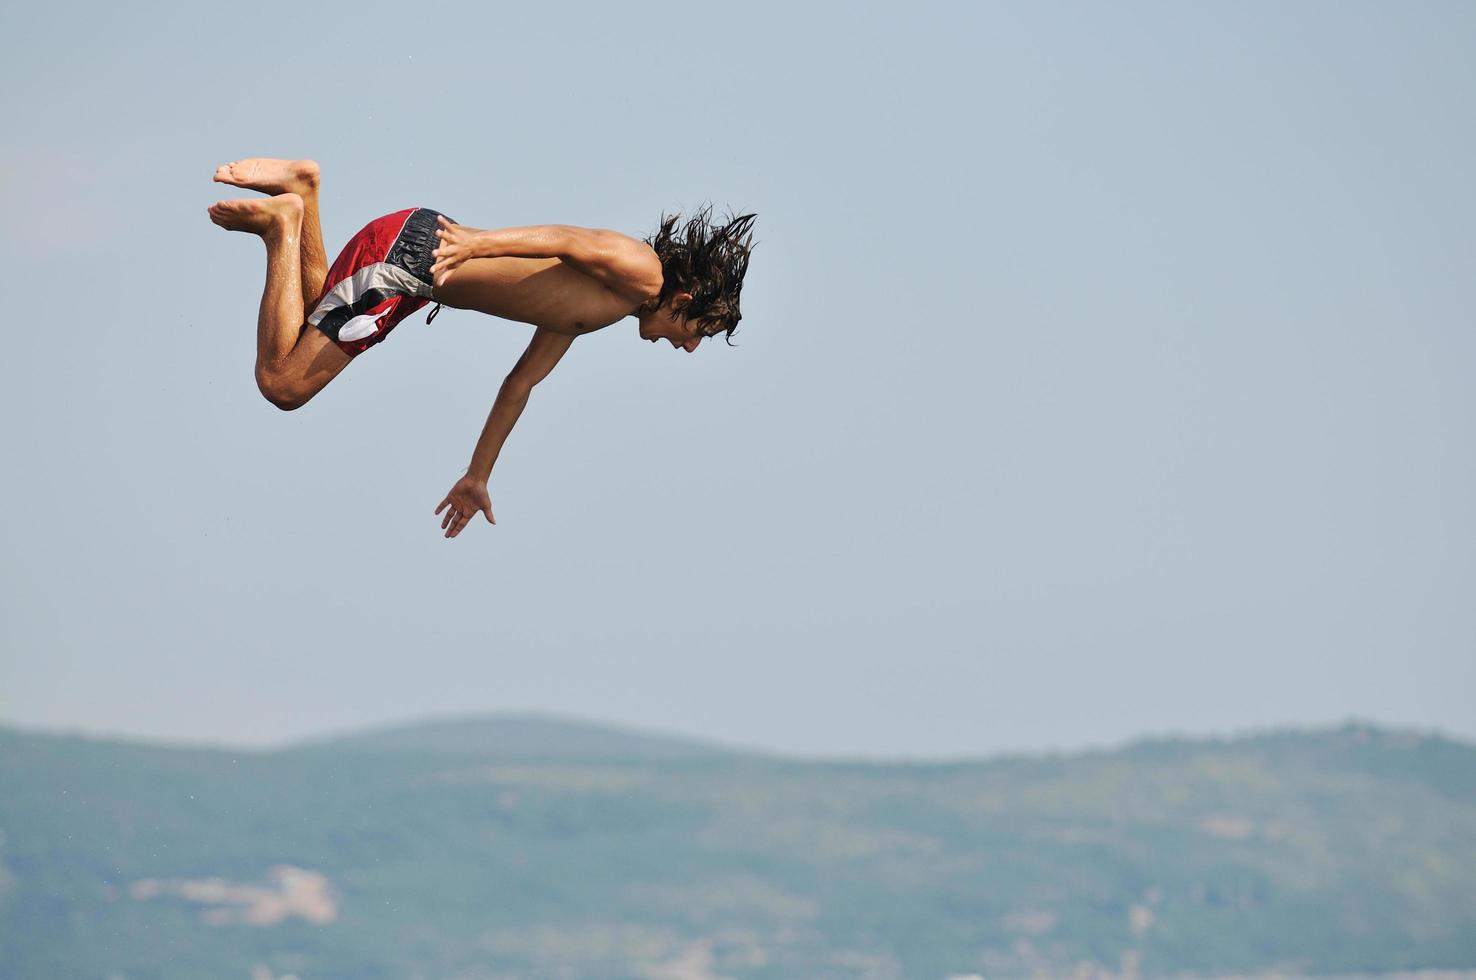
[644,207,757,342]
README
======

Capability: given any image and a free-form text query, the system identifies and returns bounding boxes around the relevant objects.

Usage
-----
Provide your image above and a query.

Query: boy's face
[639,294,722,353]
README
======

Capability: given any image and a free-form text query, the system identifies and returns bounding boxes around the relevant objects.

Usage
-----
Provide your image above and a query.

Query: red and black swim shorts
[308,207,451,356]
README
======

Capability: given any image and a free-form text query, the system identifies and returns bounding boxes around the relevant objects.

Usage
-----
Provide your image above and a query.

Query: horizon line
[0,709,1467,764]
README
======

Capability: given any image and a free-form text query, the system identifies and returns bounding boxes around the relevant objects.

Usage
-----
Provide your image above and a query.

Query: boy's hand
[431,216,479,287]
[435,474,494,539]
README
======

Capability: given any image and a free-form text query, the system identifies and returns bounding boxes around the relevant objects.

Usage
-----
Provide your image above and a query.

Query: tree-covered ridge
[1,719,1472,979]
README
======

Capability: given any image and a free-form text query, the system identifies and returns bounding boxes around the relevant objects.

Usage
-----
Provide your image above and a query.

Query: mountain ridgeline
[1,717,1473,979]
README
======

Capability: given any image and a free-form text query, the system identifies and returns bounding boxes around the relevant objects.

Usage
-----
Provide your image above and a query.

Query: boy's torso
[431,255,647,337]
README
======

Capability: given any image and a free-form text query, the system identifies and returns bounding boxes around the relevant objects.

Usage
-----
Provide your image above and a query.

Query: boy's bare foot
[208,193,304,237]
[213,158,321,196]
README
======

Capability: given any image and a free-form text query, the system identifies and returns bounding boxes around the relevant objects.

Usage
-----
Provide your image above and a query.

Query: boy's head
[643,208,757,345]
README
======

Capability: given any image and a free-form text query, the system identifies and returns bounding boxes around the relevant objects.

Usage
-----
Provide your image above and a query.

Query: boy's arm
[434,327,576,539]
[432,217,662,304]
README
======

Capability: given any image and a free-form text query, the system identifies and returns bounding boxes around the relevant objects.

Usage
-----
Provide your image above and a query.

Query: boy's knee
[256,370,309,411]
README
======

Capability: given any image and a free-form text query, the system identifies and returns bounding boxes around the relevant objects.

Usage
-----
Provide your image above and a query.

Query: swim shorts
[308,207,452,356]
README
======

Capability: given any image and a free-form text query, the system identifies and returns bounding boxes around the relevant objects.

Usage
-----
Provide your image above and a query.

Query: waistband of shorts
[388,208,451,288]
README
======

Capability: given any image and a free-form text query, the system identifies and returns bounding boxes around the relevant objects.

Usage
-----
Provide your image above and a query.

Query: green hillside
[287,712,740,761]
[1,719,1473,979]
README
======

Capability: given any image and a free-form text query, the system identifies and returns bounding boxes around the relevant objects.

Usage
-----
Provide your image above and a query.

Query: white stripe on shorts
[307,261,434,327]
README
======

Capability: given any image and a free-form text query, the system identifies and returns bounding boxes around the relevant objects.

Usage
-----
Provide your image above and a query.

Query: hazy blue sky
[2,1,1472,757]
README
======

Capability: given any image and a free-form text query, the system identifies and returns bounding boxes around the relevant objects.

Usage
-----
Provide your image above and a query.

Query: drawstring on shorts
[426,303,443,324]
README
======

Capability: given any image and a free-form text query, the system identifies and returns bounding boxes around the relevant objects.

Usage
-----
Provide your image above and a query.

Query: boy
[208,158,755,539]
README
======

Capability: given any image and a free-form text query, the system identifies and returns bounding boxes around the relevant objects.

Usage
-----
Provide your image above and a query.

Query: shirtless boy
[207,158,756,539]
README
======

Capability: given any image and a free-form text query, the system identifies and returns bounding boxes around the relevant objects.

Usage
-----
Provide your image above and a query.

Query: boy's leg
[213,159,329,305]
[207,193,351,410]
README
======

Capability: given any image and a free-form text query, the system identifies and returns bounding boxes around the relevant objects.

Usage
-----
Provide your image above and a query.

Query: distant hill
[284,711,743,761]
[1,718,1473,980]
